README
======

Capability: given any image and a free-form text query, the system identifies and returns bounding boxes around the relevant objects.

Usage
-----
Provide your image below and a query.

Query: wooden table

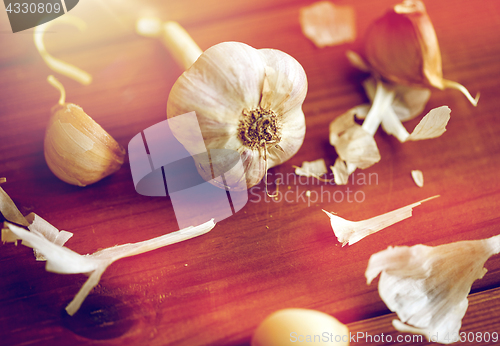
[1,0,499,345]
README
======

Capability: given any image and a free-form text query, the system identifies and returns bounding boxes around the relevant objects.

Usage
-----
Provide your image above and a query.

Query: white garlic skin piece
[44,103,126,186]
[252,308,349,346]
[167,42,307,190]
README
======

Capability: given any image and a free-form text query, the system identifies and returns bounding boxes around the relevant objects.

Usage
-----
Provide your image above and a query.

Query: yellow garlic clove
[252,308,349,346]
[364,0,478,105]
[44,76,125,186]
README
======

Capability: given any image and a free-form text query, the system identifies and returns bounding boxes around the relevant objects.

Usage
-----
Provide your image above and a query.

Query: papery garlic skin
[167,42,307,190]
[366,235,500,344]
[45,103,126,186]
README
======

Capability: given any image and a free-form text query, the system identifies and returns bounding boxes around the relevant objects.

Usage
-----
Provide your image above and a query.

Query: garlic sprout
[34,15,92,85]
[299,1,356,48]
[323,195,438,246]
[366,235,500,344]
[137,18,307,191]
[5,219,215,316]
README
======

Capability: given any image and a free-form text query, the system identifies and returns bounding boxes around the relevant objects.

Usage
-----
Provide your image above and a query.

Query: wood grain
[1,0,500,345]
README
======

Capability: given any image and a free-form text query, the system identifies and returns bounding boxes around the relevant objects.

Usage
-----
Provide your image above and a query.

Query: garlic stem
[362,80,395,136]
[441,79,479,106]
[346,80,394,174]
[47,75,66,105]
[162,21,203,70]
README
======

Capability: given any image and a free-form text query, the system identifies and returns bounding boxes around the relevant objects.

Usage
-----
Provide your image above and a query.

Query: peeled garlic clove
[364,0,478,106]
[252,308,349,346]
[44,76,125,186]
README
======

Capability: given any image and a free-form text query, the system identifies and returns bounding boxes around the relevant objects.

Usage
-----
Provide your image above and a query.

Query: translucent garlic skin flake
[323,196,437,246]
[366,235,500,344]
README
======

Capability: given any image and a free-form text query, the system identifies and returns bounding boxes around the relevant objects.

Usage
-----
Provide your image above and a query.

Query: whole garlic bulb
[44,76,125,186]
[168,42,307,190]
[137,20,307,190]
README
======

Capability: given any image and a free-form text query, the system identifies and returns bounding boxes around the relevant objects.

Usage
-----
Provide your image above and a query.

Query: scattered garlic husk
[366,234,500,344]
[137,18,308,191]
[331,158,348,185]
[329,106,381,173]
[299,1,356,48]
[330,70,450,183]
[1,184,73,256]
[34,15,92,85]
[5,219,215,315]
[364,0,478,106]
[44,76,126,186]
[411,170,424,187]
[294,159,329,182]
[323,195,438,246]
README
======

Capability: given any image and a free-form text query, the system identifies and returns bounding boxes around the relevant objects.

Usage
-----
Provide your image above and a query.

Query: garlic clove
[44,76,125,186]
[364,0,478,106]
[366,235,500,343]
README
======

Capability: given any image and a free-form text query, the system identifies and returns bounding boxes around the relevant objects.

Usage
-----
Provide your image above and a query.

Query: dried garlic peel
[138,18,308,191]
[331,158,348,186]
[366,235,500,344]
[323,195,438,246]
[294,159,328,182]
[411,170,424,187]
[329,107,381,175]
[0,185,73,257]
[6,219,216,315]
[34,15,92,85]
[299,1,356,48]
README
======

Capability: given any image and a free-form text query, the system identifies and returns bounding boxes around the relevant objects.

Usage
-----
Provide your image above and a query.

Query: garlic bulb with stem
[44,76,126,186]
[137,18,307,192]
[366,234,500,344]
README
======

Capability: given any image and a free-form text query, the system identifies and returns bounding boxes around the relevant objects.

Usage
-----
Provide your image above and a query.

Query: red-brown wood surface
[1,0,500,345]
